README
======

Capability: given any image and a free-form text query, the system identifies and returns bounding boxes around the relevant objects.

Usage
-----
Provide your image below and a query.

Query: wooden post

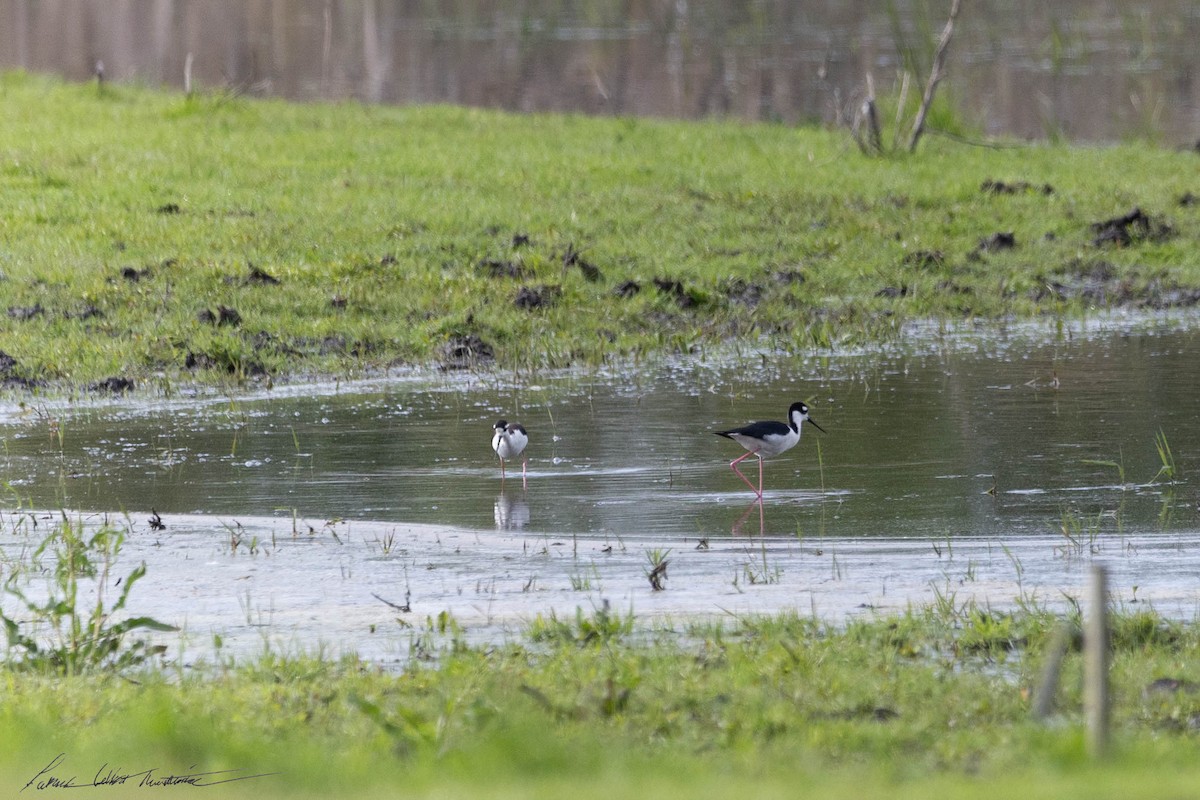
[1031,620,1072,720]
[864,74,882,154]
[1084,564,1110,758]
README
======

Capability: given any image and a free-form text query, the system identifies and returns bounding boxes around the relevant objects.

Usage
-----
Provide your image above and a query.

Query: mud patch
[653,277,701,308]
[514,284,561,310]
[722,278,764,307]
[981,179,1054,196]
[438,333,495,370]
[312,335,376,356]
[0,351,45,391]
[67,304,104,321]
[7,304,45,321]
[197,306,242,326]
[1140,281,1200,309]
[121,266,153,282]
[245,264,282,285]
[184,350,269,377]
[250,331,301,358]
[975,232,1016,254]
[89,376,135,394]
[903,250,946,269]
[562,243,602,282]
[479,259,527,279]
[935,280,973,295]
[1033,259,1200,309]
[614,280,641,298]
[1091,208,1174,247]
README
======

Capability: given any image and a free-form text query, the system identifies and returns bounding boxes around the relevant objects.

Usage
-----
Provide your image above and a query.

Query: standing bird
[491,420,529,485]
[714,401,825,499]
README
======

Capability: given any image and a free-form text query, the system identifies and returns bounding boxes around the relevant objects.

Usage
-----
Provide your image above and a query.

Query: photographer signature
[23,753,277,791]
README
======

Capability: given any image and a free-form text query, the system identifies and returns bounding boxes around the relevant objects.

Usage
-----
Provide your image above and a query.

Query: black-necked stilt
[714,401,825,499]
[492,420,529,485]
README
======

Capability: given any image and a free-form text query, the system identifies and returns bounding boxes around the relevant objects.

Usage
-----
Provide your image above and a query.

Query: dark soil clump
[90,376,135,394]
[1091,207,1173,247]
[976,232,1016,253]
[723,278,764,307]
[614,280,641,298]
[514,285,561,310]
[479,259,527,279]
[981,179,1054,195]
[903,250,946,269]
[653,277,700,308]
[562,244,602,282]
[219,306,242,326]
[0,351,45,391]
[246,265,282,285]
[8,305,45,321]
[184,350,268,376]
[438,334,495,370]
[68,304,104,320]
[198,306,242,326]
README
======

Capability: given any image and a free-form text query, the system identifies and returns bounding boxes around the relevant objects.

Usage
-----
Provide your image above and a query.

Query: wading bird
[492,420,529,485]
[714,401,824,499]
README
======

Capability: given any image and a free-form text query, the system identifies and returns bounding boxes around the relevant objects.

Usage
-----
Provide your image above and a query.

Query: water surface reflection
[2,0,1199,143]
[2,319,1197,542]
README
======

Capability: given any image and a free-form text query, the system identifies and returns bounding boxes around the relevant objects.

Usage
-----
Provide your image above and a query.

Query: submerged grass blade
[1150,429,1178,484]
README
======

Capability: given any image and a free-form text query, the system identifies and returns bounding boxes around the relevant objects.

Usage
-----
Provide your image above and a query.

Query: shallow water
[1,317,1198,662]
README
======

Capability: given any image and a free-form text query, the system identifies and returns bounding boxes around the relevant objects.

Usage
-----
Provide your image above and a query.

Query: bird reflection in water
[494,491,530,530]
[731,496,765,536]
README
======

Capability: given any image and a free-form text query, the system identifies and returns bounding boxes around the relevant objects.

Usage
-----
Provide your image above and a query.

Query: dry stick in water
[907,0,963,153]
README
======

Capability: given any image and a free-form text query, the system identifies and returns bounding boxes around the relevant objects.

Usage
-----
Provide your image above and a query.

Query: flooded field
[1,316,1198,662]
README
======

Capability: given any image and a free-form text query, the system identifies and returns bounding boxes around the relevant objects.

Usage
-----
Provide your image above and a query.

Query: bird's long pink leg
[521,459,528,489]
[499,458,506,481]
[729,451,763,498]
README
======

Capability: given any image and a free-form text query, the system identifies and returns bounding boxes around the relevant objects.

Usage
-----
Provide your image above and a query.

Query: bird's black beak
[806,417,826,433]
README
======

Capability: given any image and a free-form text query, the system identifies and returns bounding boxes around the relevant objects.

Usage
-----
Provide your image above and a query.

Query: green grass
[1,515,1198,797]
[4,607,1200,797]
[1,70,1198,389]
